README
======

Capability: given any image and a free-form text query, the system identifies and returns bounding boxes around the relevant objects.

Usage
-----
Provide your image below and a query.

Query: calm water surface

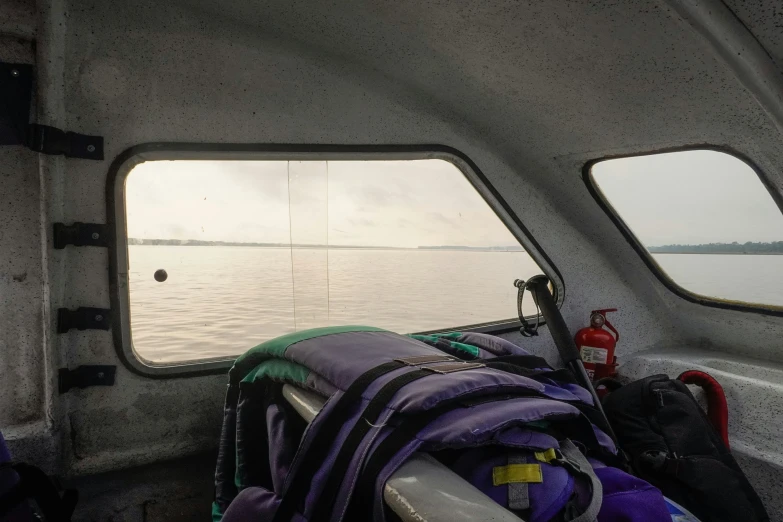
[129,246,541,362]
[128,247,783,362]
[652,253,783,307]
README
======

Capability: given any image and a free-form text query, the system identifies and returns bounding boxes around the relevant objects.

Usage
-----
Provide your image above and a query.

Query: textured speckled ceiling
[169,0,783,172]
[725,0,783,67]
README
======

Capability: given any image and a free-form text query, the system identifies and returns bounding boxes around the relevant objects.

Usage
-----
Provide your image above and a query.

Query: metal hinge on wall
[1,62,104,160]
[53,222,111,249]
[57,307,111,333]
[58,365,116,394]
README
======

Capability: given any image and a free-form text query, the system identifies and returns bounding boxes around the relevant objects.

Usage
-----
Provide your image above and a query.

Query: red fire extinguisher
[574,309,619,381]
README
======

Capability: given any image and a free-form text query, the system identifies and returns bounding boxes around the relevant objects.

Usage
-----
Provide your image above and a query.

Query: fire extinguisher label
[580,346,609,365]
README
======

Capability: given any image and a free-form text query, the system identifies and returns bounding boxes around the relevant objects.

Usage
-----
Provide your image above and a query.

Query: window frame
[584,145,783,317]
[108,143,564,377]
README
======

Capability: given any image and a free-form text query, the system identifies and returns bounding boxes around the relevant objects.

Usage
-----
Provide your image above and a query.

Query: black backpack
[0,461,77,521]
[602,374,768,522]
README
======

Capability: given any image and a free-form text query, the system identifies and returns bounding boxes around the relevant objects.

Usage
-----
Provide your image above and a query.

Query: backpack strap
[348,403,470,518]
[306,367,434,522]
[557,440,602,522]
[270,359,435,522]
[310,359,493,522]
[356,410,439,499]
[350,400,613,521]
[354,430,604,522]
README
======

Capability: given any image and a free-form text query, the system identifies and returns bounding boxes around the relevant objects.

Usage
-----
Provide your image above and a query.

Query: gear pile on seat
[212,326,671,522]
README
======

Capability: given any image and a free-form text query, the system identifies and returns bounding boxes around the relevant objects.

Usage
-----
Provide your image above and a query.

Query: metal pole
[524,275,620,447]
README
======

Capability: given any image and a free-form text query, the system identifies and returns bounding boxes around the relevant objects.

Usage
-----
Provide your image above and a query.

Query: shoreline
[128,244,526,253]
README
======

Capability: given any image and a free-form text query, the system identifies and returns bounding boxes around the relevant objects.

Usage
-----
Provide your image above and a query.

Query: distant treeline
[649,241,783,254]
[128,238,524,252]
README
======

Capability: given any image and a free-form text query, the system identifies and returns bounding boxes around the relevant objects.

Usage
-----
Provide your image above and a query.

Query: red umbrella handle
[678,370,730,449]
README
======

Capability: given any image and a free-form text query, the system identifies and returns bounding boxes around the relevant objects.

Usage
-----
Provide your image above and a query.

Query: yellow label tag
[492,464,543,485]
[534,448,557,463]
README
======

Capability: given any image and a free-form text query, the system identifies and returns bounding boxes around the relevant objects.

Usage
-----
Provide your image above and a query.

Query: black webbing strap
[350,410,444,517]
[214,384,240,513]
[271,360,406,522]
[0,480,26,517]
[485,354,553,370]
[0,462,78,521]
[485,362,578,385]
[309,368,432,522]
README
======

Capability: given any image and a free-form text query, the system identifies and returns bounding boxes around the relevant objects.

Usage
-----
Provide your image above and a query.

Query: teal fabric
[241,358,310,384]
[212,501,223,522]
[408,332,480,357]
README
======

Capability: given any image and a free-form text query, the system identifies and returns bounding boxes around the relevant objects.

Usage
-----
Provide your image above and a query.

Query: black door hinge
[1,62,104,160]
[58,365,116,394]
[53,222,111,249]
[26,124,104,160]
[0,63,33,146]
[57,307,111,333]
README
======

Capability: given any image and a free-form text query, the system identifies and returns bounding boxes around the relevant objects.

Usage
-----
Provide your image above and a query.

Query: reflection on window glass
[591,150,783,308]
[124,159,544,363]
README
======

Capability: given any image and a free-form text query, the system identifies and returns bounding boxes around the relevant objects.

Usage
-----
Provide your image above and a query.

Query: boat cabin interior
[2,0,783,520]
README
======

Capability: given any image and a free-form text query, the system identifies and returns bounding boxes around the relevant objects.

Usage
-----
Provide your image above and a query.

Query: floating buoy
[154,269,168,282]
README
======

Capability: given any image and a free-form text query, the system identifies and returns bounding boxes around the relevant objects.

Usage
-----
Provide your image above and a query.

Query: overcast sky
[126,159,519,248]
[126,151,783,249]
[592,150,783,246]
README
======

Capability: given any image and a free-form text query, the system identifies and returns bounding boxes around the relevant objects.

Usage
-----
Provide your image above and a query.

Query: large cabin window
[114,151,549,369]
[588,149,783,312]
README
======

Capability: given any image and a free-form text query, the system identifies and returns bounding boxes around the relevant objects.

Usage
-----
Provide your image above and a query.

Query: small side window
[588,149,783,311]
[113,150,554,372]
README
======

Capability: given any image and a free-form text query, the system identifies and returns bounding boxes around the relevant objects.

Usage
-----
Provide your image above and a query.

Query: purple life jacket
[213,326,671,522]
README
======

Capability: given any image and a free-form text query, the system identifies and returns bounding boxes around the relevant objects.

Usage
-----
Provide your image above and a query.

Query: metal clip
[421,362,486,374]
[394,355,458,366]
